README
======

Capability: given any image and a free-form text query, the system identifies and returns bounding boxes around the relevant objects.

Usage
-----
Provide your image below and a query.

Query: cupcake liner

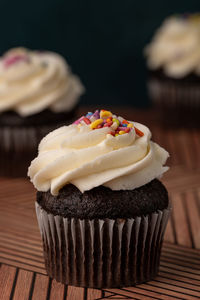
[148,78,200,109]
[36,202,171,288]
[0,124,66,177]
[147,78,200,127]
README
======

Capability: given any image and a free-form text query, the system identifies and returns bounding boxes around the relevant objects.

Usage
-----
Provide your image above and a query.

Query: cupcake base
[36,202,171,288]
[147,70,200,127]
[0,125,58,177]
[0,107,78,177]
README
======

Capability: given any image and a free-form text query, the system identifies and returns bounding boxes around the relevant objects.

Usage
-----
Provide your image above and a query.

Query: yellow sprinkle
[115,133,119,136]
[119,130,125,135]
[90,119,103,129]
[100,110,112,119]
[127,123,133,128]
[112,118,120,126]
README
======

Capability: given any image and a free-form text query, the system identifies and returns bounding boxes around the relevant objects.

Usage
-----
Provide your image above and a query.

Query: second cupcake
[0,47,85,176]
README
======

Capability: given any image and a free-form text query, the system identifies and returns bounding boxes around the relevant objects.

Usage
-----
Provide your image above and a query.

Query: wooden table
[0,107,200,299]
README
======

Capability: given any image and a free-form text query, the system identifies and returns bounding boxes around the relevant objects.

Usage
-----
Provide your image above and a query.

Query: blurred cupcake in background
[144,13,200,127]
[0,47,85,177]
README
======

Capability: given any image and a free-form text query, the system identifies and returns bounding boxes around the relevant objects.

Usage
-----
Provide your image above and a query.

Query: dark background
[0,1,199,107]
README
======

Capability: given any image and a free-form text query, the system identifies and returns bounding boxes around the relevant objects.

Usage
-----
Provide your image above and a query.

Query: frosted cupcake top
[28,109,169,195]
[145,13,200,78]
[0,48,85,116]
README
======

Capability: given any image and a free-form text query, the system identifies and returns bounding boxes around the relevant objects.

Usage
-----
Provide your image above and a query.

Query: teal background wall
[0,1,199,107]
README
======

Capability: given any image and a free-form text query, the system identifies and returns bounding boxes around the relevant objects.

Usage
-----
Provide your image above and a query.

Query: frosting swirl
[145,14,200,78]
[28,111,169,195]
[0,48,85,116]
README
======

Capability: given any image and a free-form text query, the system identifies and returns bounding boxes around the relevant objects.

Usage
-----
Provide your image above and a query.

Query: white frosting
[145,15,200,78]
[0,48,85,116]
[28,121,169,195]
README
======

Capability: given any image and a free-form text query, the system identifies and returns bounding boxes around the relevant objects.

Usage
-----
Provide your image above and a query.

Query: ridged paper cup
[0,124,67,177]
[147,77,200,127]
[36,202,171,288]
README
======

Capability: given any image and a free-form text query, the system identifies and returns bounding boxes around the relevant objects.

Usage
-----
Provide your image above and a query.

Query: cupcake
[144,13,200,126]
[28,109,170,288]
[0,47,84,176]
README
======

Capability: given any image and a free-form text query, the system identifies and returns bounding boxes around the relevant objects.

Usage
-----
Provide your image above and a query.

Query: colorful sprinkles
[73,110,144,137]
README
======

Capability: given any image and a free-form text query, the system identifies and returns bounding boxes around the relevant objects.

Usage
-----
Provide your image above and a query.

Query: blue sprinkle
[86,112,93,118]
[122,124,127,127]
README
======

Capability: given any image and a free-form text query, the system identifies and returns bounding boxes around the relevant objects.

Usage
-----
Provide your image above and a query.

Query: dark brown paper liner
[148,78,200,108]
[36,202,171,288]
[0,122,72,177]
[147,78,200,127]
[0,125,54,177]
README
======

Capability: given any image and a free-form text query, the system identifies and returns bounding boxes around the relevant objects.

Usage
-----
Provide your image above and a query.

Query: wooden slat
[87,288,102,300]
[171,193,192,247]
[103,291,114,297]
[159,271,200,287]
[66,286,84,300]
[163,167,200,195]
[184,191,200,249]
[163,242,200,256]
[49,279,65,300]
[146,281,200,299]
[108,296,129,299]
[159,265,200,283]
[0,251,45,269]
[161,257,200,272]
[0,232,42,249]
[32,274,49,300]
[191,130,200,167]
[127,284,198,300]
[0,259,46,275]
[164,218,176,244]
[0,245,44,263]
[160,262,200,279]
[12,269,33,300]
[155,276,200,293]
[163,242,200,255]
[178,130,195,169]
[107,288,162,300]
[0,264,17,300]
[161,251,200,266]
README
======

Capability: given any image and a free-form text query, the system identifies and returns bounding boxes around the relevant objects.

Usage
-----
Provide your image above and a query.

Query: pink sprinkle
[3,54,29,68]
[73,116,85,124]
[73,120,80,124]
[118,127,126,131]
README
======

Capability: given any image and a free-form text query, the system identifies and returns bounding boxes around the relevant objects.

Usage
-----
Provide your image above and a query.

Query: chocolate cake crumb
[37,179,169,219]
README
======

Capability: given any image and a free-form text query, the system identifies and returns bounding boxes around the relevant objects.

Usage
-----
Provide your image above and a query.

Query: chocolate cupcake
[144,13,200,127]
[29,109,170,288]
[0,47,85,176]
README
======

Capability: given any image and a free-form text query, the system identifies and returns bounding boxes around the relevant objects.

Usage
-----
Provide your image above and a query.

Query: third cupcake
[144,13,200,127]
